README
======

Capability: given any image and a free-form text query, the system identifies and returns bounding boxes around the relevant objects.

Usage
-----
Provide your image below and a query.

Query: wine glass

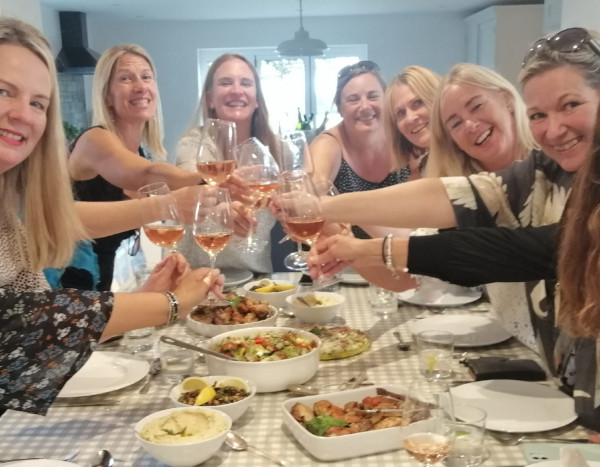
[137,182,185,254]
[196,118,237,185]
[235,137,281,252]
[402,379,455,467]
[192,186,234,305]
[280,132,314,271]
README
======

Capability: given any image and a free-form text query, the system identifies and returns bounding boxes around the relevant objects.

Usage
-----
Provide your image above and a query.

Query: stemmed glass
[235,137,281,252]
[196,118,237,185]
[137,182,185,254]
[402,379,455,467]
[280,132,313,271]
[192,186,234,305]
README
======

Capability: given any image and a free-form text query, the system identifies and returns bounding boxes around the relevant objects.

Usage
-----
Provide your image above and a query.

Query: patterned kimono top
[0,210,114,415]
[440,149,599,429]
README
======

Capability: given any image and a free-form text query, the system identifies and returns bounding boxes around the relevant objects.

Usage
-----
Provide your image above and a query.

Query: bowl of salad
[204,326,321,393]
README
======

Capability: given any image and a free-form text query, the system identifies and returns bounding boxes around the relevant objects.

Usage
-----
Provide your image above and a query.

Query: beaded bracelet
[384,234,401,279]
[164,291,179,325]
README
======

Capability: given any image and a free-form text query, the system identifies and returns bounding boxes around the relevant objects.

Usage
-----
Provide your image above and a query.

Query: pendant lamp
[277,0,327,57]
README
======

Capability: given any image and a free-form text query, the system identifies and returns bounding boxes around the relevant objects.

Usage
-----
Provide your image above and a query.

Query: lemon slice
[258,279,273,287]
[181,376,209,392]
[194,386,216,405]
[215,377,250,392]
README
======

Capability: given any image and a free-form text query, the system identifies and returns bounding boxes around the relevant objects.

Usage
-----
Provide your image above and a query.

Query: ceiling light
[277,0,327,57]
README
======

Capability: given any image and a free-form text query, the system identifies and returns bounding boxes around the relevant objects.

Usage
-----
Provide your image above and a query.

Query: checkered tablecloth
[0,283,590,466]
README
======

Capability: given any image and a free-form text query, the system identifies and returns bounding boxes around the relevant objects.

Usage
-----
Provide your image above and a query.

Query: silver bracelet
[164,291,179,325]
[384,234,400,279]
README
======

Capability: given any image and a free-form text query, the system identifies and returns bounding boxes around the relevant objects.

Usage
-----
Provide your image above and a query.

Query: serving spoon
[225,431,290,466]
[91,449,114,467]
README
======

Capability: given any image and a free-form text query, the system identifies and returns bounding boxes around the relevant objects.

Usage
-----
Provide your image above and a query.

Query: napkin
[561,447,590,467]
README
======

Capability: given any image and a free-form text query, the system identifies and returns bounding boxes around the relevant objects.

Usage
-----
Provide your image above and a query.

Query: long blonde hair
[384,66,441,166]
[427,63,536,177]
[189,53,281,164]
[0,18,85,270]
[92,44,166,158]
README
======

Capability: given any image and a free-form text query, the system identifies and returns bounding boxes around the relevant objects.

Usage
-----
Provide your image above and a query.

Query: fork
[139,357,161,394]
[488,431,588,446]
[0,450,79,463]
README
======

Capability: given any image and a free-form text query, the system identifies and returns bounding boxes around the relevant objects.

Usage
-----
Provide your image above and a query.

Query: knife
[52,400,120,407]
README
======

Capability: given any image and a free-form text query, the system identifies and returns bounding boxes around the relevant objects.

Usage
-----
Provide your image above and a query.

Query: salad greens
[305,415,349,436]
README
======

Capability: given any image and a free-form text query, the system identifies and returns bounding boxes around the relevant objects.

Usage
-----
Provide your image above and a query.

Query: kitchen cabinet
[465,4,543,85]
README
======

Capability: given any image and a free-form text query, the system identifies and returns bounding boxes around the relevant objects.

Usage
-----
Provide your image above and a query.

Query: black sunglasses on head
[337,60,380,81]
[521,27,600,68]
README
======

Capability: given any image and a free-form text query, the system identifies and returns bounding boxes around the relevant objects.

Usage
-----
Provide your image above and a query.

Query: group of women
[1,14,600,435]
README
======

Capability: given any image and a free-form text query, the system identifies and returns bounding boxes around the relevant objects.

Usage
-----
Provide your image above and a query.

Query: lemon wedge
[255,284,275,293]
[181,376,209,393]
[194,386,216,405]
[273,284,295,292]
[215,377,250,392]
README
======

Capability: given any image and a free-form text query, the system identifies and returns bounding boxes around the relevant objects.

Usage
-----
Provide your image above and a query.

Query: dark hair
[333,60,386,112]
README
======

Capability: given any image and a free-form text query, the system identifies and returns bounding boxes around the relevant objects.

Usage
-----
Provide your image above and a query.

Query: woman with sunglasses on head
[175,54,281,274]
[311,28,600,429]
[0,18,223,416]
[310,61,412,240]
[385,65,442,179]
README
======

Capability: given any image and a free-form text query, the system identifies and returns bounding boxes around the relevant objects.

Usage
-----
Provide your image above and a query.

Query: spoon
[225,431,290,466]
[287,373,369,396]
[159,335,236,361]
[91,449,114,467]
[393,331,411,351]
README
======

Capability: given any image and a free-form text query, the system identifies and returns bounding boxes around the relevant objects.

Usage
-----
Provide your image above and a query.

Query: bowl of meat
[169,375,256,422]
[204,326,321,393]
[282,385,431,461]
[186,293,278,337]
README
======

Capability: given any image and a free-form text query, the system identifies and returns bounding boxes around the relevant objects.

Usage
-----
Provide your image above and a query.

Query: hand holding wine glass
[137,182,185,254]
[192,186,234,305]
[235,137,280,252]
[402,379,455,467]
[196,118,237,186]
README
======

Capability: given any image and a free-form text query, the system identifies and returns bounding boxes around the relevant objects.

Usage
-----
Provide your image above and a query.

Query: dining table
[0,274,593,466]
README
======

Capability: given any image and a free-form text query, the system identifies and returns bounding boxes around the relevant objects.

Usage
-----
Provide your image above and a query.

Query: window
[198,45,367,134]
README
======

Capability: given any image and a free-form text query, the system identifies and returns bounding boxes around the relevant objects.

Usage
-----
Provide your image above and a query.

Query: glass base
[284,251,308,271]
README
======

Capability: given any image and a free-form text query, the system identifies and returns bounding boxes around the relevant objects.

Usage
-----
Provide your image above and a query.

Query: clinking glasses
[521,27,600,68]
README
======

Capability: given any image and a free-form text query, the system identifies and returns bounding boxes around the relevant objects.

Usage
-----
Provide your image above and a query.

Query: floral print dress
[440,150,599,429]
[0,211,114,415]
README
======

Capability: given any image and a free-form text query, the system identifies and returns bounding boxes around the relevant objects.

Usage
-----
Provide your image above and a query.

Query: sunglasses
[521,27,600,68]
[337,60,380,82]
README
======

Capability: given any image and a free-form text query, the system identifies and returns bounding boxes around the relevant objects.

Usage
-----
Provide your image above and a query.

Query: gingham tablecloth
[0,283,591,466]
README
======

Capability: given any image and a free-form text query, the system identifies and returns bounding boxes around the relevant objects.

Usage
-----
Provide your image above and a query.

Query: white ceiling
[40,0,542,21]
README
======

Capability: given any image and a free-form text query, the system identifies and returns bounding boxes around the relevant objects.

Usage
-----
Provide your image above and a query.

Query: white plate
[222,268,253,288]
[3,461,81,466]
[410,315,512,347]
[339,268,367,285]
[57,352,149,398]
[527,462,600,467]
[397,286,481,307]
[451,380,577,433]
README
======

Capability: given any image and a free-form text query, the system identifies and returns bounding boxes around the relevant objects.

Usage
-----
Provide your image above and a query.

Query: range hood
[56,11,99,74]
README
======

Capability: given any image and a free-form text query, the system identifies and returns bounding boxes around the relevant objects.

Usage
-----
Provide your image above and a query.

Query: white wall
[561,0,600,30]
[0,0,42,29]
[84,13,467,156]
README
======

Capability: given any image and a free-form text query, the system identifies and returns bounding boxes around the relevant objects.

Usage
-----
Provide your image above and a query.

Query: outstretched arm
[320,178,458,229]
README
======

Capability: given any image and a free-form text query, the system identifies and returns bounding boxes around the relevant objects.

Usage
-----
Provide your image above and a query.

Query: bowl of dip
[135,407,231,466]
[285,291,345,324]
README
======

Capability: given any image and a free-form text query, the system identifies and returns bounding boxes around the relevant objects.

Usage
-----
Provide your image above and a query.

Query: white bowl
[134,407,231,467]
[285,292,345,324]
[242,279,298,309]
[282,385,430,461]
[186,305,278,337]
[204,326,321,393]
[169,375,256,422]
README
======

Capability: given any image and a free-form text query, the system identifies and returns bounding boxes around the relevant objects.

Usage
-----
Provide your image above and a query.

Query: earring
[109,107,116,122]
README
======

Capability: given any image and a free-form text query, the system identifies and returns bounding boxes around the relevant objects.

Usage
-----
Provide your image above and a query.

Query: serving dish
[186,301,278,337]
[281,385,430,461]
[242,279,297,308]
[204,326,321,392]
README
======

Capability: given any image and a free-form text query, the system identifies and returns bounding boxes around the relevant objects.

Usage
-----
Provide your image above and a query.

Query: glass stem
[296,242,303,253]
